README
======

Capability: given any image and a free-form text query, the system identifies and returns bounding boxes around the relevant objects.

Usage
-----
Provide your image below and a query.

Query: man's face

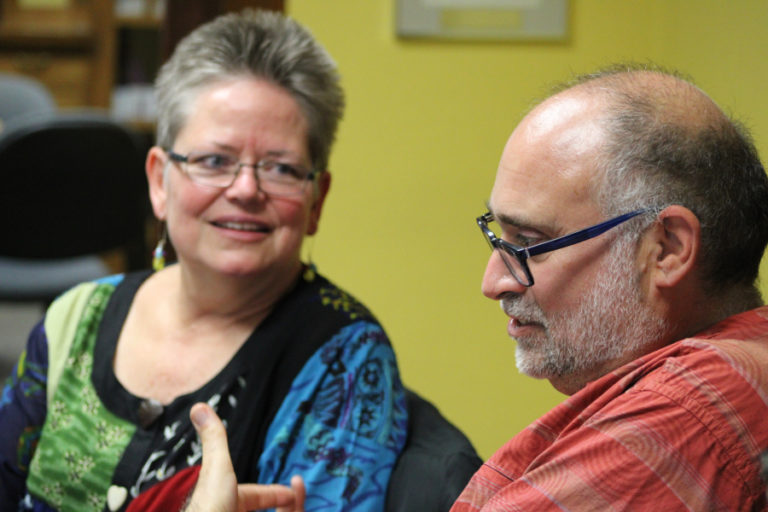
[482,92,666,394]
[499,233,667,392]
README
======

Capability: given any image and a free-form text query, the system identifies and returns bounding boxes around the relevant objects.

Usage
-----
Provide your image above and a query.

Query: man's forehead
[489,96,605,231]
[487,178,601,235]
[523,92,599,138]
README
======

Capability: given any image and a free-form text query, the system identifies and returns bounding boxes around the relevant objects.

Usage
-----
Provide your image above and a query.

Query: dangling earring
[152,225,168,271]
[303,237,316,281]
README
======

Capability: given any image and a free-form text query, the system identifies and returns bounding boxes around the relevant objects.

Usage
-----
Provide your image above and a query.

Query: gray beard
[501,235,668,383]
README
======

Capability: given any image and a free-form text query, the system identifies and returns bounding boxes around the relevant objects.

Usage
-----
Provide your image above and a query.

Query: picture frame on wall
[396,0,568,41]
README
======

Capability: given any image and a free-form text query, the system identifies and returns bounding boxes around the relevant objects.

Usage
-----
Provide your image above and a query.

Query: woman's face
[147,77,329,278]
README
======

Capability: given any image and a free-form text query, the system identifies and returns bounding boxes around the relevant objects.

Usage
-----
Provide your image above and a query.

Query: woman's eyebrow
[265,148,305,157]
[264,150,309,164]
[204,142,238,153]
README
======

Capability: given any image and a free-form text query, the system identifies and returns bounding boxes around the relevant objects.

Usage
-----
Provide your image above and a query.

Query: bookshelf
[0,0,115,108]
[0,0,284,130]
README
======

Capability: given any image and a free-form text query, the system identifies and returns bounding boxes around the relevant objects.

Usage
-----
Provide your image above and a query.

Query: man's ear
[307,171,331,236]
[146,146,168,221]
[644,205,701,289]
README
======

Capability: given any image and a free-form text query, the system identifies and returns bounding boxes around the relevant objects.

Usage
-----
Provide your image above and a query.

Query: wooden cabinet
[0,0,283,117]
[112,1,163,132]
[0,0,115,108]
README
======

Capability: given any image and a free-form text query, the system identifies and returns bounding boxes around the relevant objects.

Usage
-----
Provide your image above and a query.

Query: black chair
[386,388,483,511]
[0,111,149,304]
[0,72,57,131]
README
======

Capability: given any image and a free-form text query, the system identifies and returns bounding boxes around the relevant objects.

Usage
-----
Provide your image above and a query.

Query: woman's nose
[224,165,265,200]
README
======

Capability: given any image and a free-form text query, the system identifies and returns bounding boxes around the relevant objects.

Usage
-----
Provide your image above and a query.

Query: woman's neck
[164,259,303,331]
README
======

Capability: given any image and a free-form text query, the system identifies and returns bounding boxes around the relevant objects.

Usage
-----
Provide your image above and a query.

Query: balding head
[481,64,768,391]
[568,68,725,128]
[546,65,768,303]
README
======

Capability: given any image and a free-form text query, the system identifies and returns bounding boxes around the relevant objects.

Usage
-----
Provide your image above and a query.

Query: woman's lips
[211,220,269,232]
[210,219,272,241]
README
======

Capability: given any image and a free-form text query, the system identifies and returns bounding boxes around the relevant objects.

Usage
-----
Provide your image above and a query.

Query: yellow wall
[286,0,768,459]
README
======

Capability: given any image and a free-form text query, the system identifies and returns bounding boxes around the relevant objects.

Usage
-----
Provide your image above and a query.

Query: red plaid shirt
[453,306,768,511]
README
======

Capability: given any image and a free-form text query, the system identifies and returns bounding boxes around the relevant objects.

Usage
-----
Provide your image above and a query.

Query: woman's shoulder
[246,267,393,381]
[45,270,150,323]
[46,275,119,324]
[301,267,380,326]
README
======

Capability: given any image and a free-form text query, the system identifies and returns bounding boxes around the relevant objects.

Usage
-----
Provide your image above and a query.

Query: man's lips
[500,298,546,336]
[510,316,535,328]
[507,315,544,338]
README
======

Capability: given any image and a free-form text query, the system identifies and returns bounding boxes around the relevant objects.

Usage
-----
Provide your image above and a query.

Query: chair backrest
[386,388,483,512]
[0,111,149,268]
[0,72,57,129]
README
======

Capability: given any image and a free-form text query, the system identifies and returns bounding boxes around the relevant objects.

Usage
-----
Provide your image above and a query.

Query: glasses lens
[257,179,309,197]
[187,171,235,188]
[183,153,238,188]
[496,249,532,287]
[256,162,313,197]
[480,216,532,286]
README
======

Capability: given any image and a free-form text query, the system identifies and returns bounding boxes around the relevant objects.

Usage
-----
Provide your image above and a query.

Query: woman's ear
[644,205,701,290]
[146,146,168,221]
[307,171,331,236]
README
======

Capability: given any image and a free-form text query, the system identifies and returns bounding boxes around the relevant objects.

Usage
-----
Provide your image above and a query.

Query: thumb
[189,402,237,511]
[191,402,234,474]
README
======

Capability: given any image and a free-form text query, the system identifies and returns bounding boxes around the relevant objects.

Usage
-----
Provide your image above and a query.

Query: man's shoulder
[591,322,768,490]
[633,305,768,398]
[467,328,768,511]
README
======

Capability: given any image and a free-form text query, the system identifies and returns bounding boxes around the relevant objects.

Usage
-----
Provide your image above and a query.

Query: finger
[238,483,296,510]
[191,402,234,475]
[189,402,237,503]
[276,476,305,512]
[291,475,306,509]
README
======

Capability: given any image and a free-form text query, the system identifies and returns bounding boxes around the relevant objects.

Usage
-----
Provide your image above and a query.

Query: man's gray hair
[154,9,344,172]
[562,63,768,296]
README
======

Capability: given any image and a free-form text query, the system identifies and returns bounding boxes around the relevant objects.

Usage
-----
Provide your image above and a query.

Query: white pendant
[107,485,128,511]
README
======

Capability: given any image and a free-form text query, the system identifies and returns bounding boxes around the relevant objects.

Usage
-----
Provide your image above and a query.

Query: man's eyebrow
[486,203,556,235]
[485,201,524,227]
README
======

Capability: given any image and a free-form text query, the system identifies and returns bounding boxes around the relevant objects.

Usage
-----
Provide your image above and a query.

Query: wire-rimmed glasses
[167,150,317,197]
[477,208,651,287]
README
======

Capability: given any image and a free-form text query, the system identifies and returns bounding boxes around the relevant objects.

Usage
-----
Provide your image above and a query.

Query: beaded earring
[152,226,167,271]
[302,237,316,281]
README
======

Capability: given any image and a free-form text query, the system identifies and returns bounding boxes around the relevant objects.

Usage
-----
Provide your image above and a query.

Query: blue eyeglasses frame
[477,208,651,287]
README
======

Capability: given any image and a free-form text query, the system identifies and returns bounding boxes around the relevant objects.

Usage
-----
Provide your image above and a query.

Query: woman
[0,10,407,511]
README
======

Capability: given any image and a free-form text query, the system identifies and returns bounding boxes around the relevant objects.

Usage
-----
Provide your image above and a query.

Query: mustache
[500,294,547,325]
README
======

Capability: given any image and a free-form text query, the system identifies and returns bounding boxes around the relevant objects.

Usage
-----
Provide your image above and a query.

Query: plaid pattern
[453,306,768,511]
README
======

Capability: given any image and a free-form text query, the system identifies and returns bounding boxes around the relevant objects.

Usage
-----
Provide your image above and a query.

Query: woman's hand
[185,402,306,512]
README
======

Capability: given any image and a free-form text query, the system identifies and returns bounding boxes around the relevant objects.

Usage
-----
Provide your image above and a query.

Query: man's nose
[481,250,527,300]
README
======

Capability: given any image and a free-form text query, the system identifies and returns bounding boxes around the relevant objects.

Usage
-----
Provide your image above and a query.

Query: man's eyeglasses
[167,150,317,197]
[477,209,651,287]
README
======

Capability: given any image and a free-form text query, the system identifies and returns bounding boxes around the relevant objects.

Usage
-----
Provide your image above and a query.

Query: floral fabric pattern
[259,322,408,510]
[0,270,407,512]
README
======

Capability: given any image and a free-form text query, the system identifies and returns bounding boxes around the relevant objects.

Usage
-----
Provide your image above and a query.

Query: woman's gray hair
[154,9,344,172]
[571,64,768,295]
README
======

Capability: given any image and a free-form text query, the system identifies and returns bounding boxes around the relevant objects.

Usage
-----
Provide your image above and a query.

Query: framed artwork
[396,0,568,41]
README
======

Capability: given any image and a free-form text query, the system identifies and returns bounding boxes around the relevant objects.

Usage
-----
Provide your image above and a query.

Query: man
[185,64,768,511]
[452,64,768,510]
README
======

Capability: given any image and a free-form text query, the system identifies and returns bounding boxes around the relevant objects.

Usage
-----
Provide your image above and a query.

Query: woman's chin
[209,257,300,280]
